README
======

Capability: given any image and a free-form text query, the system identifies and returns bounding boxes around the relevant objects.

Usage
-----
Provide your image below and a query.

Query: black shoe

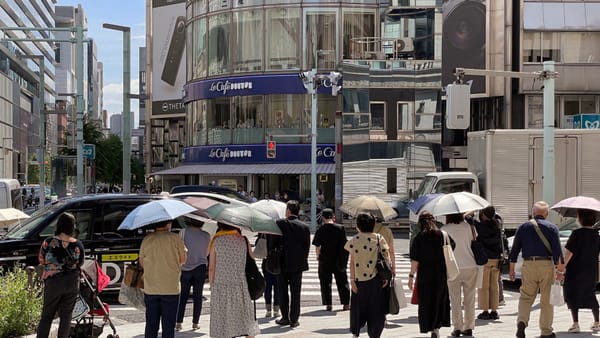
[326,305,332,311]
[461,329,473,336]
[431,329,440,338]
[516,321,526,338]
[290,321,300,328]
[275,319,290,326]
[489,311,499,320]
[539,334,555,338]
[477,311,490,320]
[451,329,462,337]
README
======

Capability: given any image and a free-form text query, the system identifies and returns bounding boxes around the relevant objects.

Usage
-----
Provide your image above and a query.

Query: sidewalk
[102,297,600,338]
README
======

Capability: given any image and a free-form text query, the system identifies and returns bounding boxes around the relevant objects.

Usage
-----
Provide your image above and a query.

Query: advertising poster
[442,0,487,95]
[152,0,186,115]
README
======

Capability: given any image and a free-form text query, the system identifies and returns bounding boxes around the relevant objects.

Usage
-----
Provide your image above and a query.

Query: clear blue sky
[57,0,146,127]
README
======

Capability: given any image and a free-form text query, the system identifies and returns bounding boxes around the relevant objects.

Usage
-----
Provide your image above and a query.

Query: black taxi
[0,193,184,291]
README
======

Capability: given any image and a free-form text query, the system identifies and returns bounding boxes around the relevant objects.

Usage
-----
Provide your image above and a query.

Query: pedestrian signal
[266,141,276,159]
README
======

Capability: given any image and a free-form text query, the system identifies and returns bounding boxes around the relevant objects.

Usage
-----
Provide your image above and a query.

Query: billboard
[442,0,487,94]
[152,0,186,115]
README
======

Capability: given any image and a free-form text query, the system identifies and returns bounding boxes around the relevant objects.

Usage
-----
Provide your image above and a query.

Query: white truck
[467,129,600,233]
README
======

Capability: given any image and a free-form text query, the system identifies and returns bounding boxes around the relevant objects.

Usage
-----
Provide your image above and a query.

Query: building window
[370,102,385,130]
[233,9,263,73]
[266,8,301,71]
[192,18,207,79]
[387,168,397,194]
[342,10,375,59]
[208,13,231,76]
[305,10,337,70]
[397,102,413,130]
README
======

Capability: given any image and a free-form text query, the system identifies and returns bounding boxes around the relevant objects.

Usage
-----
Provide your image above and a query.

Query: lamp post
[19,55,45,204]
[103,23,131,194]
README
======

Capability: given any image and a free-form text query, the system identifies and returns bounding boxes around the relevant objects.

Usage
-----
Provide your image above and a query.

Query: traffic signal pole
[454,62,558,204]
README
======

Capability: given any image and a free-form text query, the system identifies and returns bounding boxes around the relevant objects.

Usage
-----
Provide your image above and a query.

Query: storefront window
[306,10,337,70]
[317,96,337,143]
[232,95,264,144]
[208,13,231,76]
[233,9,263,73]
[267,94,306,143]
[266,8,300,71]
[207,96,232,144]
[188,100,208,145]
[192,18,207,79]
[342,11,375,59]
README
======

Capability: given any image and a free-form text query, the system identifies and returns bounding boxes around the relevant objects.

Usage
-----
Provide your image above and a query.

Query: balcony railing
[350,37,415,60]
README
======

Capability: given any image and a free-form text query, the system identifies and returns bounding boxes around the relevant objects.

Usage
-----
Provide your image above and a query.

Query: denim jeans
[177,264,207,324]
[144,294,179,338]
[263,269,279,306]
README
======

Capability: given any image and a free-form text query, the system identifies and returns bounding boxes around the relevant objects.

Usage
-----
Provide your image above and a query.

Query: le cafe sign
[208,146,336,162]
[208,77,338,95]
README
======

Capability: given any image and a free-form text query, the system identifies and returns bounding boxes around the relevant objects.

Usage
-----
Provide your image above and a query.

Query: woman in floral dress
[208,222,260,338]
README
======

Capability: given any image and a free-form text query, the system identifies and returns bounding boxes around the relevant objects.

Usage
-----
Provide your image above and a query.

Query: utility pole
[103,23,132,194]
[454,62,558,204]
[0,25,90,195]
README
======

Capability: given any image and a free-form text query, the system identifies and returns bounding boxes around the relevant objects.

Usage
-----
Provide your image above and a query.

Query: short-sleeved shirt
[39,236,85,280]
[344,232,389,282]
[140,231,186,295]
[180,227,210,271]
[312,222,348,271]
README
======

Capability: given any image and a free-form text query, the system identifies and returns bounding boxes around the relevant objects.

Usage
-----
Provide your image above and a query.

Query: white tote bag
[442,231,460,281]
[550,281,565,307]
[394,277,408,309]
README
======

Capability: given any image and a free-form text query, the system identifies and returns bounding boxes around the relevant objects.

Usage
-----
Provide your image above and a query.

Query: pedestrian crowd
[33,198,600,338]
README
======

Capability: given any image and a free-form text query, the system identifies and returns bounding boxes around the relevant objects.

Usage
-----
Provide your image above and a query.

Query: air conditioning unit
[396,38,414,53]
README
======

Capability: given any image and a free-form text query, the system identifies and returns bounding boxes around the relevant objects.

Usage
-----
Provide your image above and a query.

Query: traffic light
[266,141,276,159]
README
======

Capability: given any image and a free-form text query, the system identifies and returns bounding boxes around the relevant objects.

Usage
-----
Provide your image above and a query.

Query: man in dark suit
[273,200,311,328]
[312,208,350,312]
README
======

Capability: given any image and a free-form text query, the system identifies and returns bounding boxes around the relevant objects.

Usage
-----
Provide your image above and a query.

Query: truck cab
[408,172,480,243]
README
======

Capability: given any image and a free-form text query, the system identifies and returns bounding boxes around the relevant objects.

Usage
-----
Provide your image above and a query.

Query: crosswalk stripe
[199,253,414,299]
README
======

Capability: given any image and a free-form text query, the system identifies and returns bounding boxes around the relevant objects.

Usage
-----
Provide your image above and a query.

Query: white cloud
[103,78,140,128]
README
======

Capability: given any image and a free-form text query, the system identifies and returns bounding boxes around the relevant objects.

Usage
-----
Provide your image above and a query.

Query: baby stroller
[70,259,118,338]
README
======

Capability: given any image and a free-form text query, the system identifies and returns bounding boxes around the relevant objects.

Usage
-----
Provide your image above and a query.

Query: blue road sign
[83,144,95,160]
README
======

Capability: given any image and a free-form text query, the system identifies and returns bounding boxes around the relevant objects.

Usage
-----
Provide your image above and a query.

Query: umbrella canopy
[551,196,600,218]
[208,204,282,235]
[407,193,444,214]
[182,196,230,219]
[118,199,197,230]
[249,199,287,220]
[421,191,490,217]
[0,208,30,226]
[339,195,398,221]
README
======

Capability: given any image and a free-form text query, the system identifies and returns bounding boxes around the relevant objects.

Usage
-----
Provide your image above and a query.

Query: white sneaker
[568,323,580,333]
[591,322,600,332]
[175,323,183,331]
[192,323,200,330]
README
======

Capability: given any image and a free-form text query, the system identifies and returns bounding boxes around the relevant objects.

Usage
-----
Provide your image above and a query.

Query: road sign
[83,144,95,160]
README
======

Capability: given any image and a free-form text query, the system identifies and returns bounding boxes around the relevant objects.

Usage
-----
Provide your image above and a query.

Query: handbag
[394,277,407,309]
[71,293,90,321]
[123,259,144,289]
[550,281,564,306]
[376,234,393,280]
[265,244,283,275]
[244,237,265,300]
[443,231,460,281]
[470,225,488,265]
[410,281,418,305]
[253,235,268,260]
[388,277,400,315]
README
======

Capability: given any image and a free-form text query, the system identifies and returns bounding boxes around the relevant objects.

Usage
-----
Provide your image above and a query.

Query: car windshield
[414,176,437,199]
[2,200,63,239]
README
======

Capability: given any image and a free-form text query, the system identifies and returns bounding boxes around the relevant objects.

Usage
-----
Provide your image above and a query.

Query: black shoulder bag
[244,236,265,301]
[376,234,393,280]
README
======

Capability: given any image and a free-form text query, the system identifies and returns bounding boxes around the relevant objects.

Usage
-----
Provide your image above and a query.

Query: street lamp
[19,55,46,204]
[103,23,131,194]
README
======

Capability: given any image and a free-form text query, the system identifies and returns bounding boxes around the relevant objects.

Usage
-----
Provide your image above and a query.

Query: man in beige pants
[509,201,564,338]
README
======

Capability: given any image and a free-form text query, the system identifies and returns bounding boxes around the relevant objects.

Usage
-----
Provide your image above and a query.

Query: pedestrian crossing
[196,249,413,305]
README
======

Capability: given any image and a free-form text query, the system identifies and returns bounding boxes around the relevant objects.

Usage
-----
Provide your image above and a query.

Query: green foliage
[95,134,124,185]
[0,267,43,337]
